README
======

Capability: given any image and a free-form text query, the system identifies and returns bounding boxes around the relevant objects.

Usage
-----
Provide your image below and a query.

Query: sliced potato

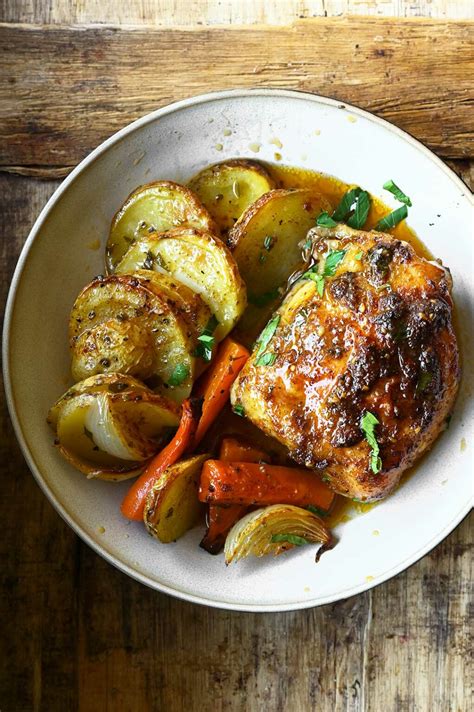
[48,374,180,481]
[106,181,216,273]
[69,274,198,401]
[188,159,275,235]
[144,454,208,542]
[115,228,247,340]
[228,189,332,302]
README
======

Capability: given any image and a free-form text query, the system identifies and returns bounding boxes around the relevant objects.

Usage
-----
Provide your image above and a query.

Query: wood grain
[1,0,473,25]
[0,169,472,712]
[1,18,473,172]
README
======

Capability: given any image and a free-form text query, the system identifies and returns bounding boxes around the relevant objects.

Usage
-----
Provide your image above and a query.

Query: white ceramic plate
[3,89,473,612]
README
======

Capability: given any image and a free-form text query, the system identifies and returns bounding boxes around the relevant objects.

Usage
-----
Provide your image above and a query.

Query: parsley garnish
[375,205,408,231]
[347,190,371,229]
[307,505,328,518]
[316,212,338,228]
[303,249,346,296]
[355,251,364,260]
[271,533,309,546]
[255,352,276,367]
[360,411,382,474]
[263,235,274,251]
[194,315,218,362]
[332,188,362,222]
[168,362,190,387]
[383,180,412,207]
[304,267,325,297]
[255,315,280,358]
[233,404,245,417]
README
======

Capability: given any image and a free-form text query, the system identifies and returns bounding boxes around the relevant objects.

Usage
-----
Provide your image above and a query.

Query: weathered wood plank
[0,19,473,169]
[1,0,473,25]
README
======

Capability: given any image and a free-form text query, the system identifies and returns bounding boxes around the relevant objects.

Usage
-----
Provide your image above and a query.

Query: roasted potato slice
[106,181,216,273]
[48,374,180,481]
[115,228,247,341]
[188,159,275,235]
[144,454,208,542]
[227,189,332,302]
[69,274,198,401]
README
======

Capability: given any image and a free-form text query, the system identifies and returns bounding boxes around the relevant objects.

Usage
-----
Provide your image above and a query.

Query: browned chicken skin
[231,224,460,501]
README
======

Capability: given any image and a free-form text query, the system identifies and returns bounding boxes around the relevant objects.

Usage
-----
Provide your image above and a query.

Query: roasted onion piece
[115,227,247,341]
[47,374,180,480]
[69,273,199,401]
[224,504,332,564]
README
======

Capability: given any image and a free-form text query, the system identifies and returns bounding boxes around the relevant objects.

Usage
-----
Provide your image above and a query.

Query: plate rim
[3,87,473,612]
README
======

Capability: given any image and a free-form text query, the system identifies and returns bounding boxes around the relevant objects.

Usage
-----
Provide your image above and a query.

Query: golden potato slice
[106,181,216,273]
[48,374,180,481]
[228,189,332,302]
[188,159,275,235]
[115,228,247,341]
[144,454,208,542]
[69,274,198,401]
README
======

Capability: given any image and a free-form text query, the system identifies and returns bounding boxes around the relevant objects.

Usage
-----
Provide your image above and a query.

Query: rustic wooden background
[0,2,472,711]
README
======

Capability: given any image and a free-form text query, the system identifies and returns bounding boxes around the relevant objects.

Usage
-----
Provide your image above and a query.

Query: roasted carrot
[199,461,335,511]
[193,337,249,446]
[200,437,268,554]
[219,437,268,464]
[121,398,202,521]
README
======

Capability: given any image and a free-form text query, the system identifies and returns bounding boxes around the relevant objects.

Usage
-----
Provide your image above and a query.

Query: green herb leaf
[232,404,245,417]
[168,363,190,387]
[375,205,408,231]
[255,315,280,358]
[316,211,338,228]
[248,289,280,307]
[255,352,276,367]
[416,371,432,394]
[383,179,412,207]
[355,251,364,260]
[271,533,309,547]
[347,190,371,229]
[305,269,325,297]
[323,249,347,276]
[360,411,382,474]
[194,315,219,362]
[263,235,274,251]
[332,187,362,222]
[307,505,328,518]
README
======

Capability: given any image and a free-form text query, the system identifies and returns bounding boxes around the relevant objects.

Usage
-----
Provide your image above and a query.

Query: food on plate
[106,180,216,272]
[115,227,247,340]
[69,272,203,401]
[47,373,180,480]
[231,223,459,501]
[144,454,208,543]
[224,504,332,564]
[48,159,459,565]
[188,159,275,235]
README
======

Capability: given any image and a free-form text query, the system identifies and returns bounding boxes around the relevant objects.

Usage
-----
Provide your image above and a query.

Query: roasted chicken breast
[231,224,460,501]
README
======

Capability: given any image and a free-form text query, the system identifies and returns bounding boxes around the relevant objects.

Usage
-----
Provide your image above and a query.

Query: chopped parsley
[232,404,245,417]
[316,211,338,228]
[355,251,364,260]
[360,411,382,474]
[263,235,274,251]
[375,205,408,231]
[332,187,362,222]
[302,249,346,297]
[255,315,280,358]
[271,533,309,546]
[168,362,190,387]
[383,179,412,207]
[346,190,371,229]
[307,504,328,518]
[255,352,276,367]
[194,315,219,362]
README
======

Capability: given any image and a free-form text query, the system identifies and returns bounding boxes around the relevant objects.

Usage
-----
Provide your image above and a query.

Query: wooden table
[1,3,472,710]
